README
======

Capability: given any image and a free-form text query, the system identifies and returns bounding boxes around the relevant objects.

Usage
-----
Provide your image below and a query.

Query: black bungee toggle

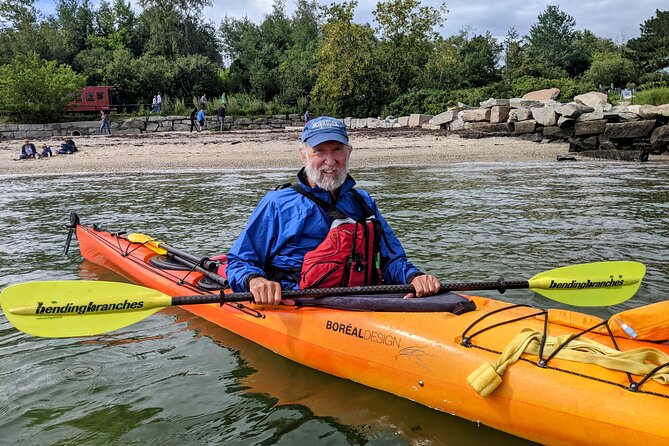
[496,277,507,294]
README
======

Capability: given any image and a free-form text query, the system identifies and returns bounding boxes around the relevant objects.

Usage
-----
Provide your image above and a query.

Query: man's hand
[248,276,283,306]
[405,274,441,298]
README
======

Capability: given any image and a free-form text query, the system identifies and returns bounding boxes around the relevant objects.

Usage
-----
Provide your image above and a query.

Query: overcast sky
[36,0,665,43]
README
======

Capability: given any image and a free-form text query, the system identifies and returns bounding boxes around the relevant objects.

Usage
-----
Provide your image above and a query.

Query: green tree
[0,52,86,122]
[626,9,669,73]
[0,0,37,26]
[524,5,581,77]
[0,0,39,64]
[582,51,636,88]
[53,0,96,65]
[221,0,313,102]
[276,0,319,104]
[312,1,382,116]
[137,0,221,61]
[421,29,501,90]
[168,54,223,101]
[502,27,523,80]
[373,0,447,97]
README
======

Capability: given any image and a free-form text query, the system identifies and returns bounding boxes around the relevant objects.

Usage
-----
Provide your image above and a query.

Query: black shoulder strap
[350,189,374,218]
[290,183,349,220]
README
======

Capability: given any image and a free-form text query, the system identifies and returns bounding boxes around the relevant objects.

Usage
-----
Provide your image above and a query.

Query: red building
[68,86,117,112]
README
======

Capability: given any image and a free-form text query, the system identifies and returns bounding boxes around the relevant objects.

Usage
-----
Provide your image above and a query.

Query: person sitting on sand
[225,116,441,306]
[19,139,37,159]
[59,136,78,155]
[39,143,53,158]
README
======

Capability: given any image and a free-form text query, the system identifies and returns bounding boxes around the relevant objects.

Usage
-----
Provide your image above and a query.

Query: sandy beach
[0,127,624,175]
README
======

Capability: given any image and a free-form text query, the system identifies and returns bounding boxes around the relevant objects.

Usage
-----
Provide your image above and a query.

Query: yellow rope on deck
[467,328,669,397]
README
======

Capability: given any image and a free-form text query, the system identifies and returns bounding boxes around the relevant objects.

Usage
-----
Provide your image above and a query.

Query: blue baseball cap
[301,116,349,147]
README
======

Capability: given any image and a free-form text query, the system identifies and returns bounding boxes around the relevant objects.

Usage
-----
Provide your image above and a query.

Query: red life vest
[291,184,383,289]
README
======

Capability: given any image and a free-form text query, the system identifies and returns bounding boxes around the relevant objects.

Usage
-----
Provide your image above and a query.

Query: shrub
[634,87,669,106]
[0,52,86,123]
[166,97,190,115]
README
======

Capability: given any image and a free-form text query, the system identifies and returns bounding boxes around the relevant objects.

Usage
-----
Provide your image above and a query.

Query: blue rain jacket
[226,170,423,292]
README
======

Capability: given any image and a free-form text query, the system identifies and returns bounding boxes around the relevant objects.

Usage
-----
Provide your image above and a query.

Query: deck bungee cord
[461,304,669,398]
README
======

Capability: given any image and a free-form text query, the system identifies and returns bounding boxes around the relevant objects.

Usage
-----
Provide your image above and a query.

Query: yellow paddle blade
[1,281,172,338]
[126,233,167,255]
[527,261,646,306]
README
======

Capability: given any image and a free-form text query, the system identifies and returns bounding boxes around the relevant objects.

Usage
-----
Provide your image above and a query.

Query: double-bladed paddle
[0,261,646,338]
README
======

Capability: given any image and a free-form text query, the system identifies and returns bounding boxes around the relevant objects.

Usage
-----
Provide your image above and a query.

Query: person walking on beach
[156,93,162,113]
[99,110,112,135]
[225,116,441,306]
[151,95,157,112]
[217,103,226,131]
[197,107,206,131]
[189,107,199,132]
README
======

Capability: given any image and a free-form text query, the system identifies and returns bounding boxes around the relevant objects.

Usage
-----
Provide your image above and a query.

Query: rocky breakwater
[424,89,669,162]
[0,114,306,140]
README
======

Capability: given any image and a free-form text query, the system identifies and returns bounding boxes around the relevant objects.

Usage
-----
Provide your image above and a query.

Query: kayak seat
[291,291,476,313]
[149,255,190,270]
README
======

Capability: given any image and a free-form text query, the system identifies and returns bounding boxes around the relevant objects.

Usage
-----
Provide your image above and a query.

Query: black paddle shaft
[170,280,530,305]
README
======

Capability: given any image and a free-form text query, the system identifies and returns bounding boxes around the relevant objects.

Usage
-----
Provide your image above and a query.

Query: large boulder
[556,102,594,118]
[639,104,669,119]
[576,112,605,122]
[522,88,560,101]
[578,149,649,162]
[350,118,367,129]
[650,125,669,145]
[604,120,657,139]
[516,107,533,121]
[574,119,607,136]
[479,98,510,108]
[429,109,460,125]
[461,109,490,122]
[543,126,574,139]
[408,114,433,127]
[490,106,511,123]
[574,92,609,111]
[468,122,512,133]
[513,120,537,134]
[531,106,558,126]
[449,117,467,131]
[510,98,543,109]
[650,125,669,153]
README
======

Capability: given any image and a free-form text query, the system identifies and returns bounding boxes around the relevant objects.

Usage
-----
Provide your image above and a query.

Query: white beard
[305,158,349,191]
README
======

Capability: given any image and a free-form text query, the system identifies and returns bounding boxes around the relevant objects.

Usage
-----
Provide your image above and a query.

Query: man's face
[301,141,352,191]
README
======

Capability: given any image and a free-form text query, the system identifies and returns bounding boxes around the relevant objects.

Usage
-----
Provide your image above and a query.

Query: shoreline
[1,128,665,176]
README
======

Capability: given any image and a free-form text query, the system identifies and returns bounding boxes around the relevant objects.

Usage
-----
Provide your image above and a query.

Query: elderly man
[226,116,440,305]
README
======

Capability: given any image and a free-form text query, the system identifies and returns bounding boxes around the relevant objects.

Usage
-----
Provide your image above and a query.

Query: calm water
[1,161,668,445]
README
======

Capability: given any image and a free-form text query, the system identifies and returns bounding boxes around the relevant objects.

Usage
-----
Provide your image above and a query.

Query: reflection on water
[1,161,667,444]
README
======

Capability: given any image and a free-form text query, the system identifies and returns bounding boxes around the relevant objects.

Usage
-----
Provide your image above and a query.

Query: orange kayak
[75,222,669,446]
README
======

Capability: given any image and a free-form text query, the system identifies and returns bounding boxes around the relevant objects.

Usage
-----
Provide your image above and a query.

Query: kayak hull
[76,224,669,446]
